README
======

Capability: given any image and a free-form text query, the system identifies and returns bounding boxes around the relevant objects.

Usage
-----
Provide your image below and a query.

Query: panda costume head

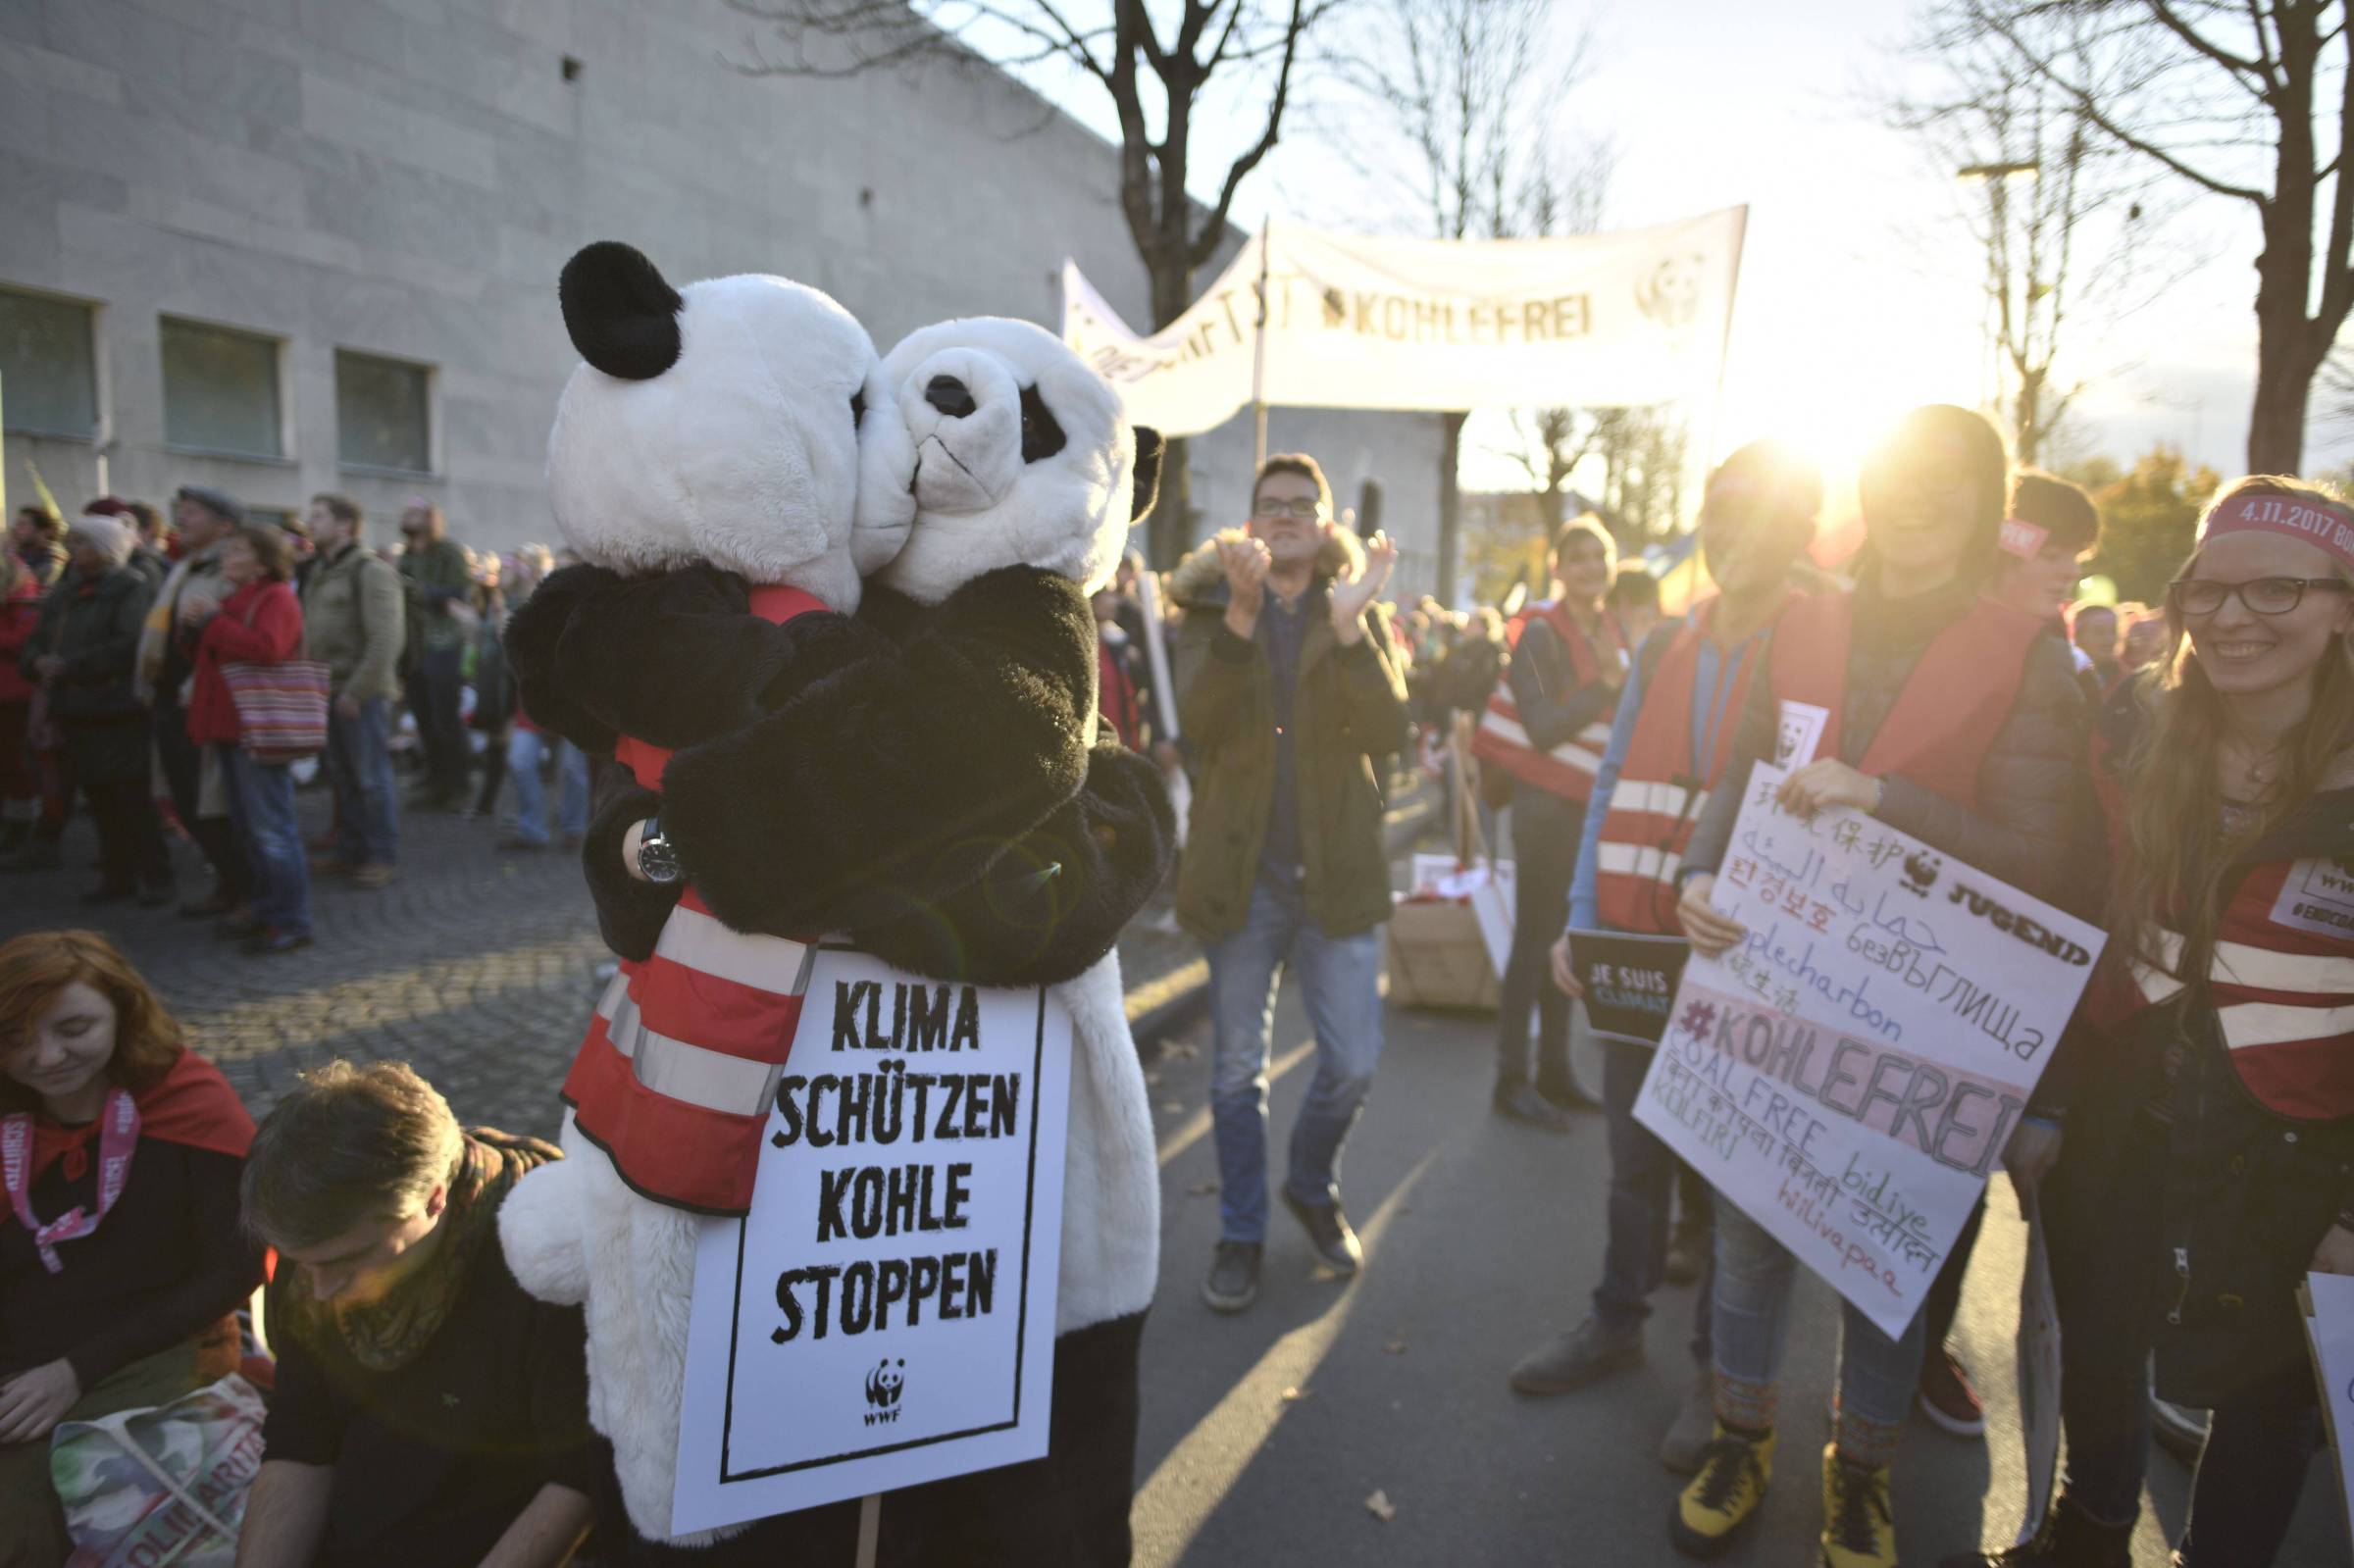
[878,317,1162,605]
[543,242,915,611]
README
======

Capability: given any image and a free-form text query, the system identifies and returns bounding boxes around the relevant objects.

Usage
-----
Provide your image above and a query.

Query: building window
[0,288,98,438]
[335,350,432,474]
[161,317,282,458]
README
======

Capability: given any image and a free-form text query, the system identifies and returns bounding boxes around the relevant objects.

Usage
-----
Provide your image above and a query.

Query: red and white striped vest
[561,582,828,1215]
[1766,591,2043,813]
[1471,601,1626,803]
[2098,857,2354,1122]
[1591,597,1785,934]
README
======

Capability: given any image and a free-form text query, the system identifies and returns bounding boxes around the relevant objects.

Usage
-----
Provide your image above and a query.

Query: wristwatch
[637,817,685,885]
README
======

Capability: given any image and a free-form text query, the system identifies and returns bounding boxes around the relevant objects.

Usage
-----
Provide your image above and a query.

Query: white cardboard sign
[1633,763,2103,1338]
[671,946,1071,1535]
[2301,1271,2354,1544]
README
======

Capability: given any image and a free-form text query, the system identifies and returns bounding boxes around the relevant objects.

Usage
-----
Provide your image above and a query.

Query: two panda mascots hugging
[496,242,1172,1566]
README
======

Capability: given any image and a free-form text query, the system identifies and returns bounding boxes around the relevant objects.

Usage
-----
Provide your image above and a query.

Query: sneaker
[1669,1425,1774,1557]
[1918,1343,1985,1437]
[1937,1492,2133,1567]
[1535,1070,1595,1112]
[1508,1314,1643,1395]
[1493,1080,1573,1133]
[1821,1446,1897,1568]
[2148,1386,2210,1466]
[240,928,314,957]
[1663,1218,1710,1287]
[1281,1188,1363,1275]
[1660,1367,1717,1473]
[351,862,396,890]
[1201,1239,1262,1313]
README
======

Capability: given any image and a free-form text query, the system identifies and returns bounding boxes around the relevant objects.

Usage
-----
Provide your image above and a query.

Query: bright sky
[1018,0,2329,496]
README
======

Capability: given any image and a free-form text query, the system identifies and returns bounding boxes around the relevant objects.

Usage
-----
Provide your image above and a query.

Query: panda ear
[1129,427,1165,523]
[560,242,684,380]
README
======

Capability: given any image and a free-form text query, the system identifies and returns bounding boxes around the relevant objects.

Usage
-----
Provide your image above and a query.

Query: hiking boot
[2149,1389,2210,1466]
[1281,1188,1363,1275]
[1493,1080,1572,1132]
[1938,1492,2133,1567]
[352,862,396,890]
[1670,1425,1774,1557]
[1664,1216,1710,1287]
[1821,1445,1897,1568]
[1201,1240,1262,1313]
[1919,1343,1986,1437]
[1660,1367,1717,1473]
[1508,1314,1643,1395]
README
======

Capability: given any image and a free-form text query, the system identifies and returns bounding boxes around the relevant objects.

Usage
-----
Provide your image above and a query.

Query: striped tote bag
[222,604,330,764]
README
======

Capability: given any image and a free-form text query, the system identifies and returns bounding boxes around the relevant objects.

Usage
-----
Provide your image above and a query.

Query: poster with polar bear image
[671,946,1071,1534]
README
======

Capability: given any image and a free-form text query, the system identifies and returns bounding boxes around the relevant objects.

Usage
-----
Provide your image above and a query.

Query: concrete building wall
[0,0,1446,592]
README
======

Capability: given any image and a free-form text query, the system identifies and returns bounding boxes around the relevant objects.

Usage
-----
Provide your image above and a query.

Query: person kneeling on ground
[0,930,263,1568]
[234,1061,599,1568]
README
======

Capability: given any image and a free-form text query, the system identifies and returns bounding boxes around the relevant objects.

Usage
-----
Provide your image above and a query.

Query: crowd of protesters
[3,486,593,957]
[6,410,2354,1568]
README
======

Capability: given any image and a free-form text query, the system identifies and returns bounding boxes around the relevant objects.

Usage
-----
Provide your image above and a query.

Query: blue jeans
[505,729,588,845]
[325,696,398,866]
[220,745,311,936]
[1711,1194,1925,1460]
[1204,872,1386,1242]
[1596,1039,1712,1364]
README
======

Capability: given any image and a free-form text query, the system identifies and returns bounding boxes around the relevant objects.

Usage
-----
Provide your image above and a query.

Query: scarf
[20,1047,252,1191]
[272,1128,557,1373]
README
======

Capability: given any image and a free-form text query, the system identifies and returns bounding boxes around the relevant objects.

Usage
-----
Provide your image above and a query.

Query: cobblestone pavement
[1,785,609,1138]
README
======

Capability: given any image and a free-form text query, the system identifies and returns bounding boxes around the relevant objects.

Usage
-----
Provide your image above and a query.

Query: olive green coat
[1167,528,1411,941]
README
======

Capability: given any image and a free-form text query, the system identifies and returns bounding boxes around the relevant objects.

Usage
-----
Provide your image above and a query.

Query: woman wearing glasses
[1954,479,2354,1568]
[1667,406,2092,1568]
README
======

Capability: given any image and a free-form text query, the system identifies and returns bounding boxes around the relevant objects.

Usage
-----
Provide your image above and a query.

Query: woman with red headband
[1950,478,2354,1568]
[0,930,263,1563]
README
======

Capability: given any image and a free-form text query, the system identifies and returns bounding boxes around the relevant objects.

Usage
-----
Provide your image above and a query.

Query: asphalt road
[1129,984,2354,1568]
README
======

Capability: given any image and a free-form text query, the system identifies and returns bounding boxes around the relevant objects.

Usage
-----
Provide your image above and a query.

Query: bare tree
[728,0,1342,567]
[1887,7,2166,464]
[1955,0,2354,475]
[1323,0,1608,600]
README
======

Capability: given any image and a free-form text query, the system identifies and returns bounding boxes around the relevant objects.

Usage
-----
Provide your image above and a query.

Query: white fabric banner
[1632,763,2104,1339]
[1060,207,1747,435]
[672,946,1070,1534]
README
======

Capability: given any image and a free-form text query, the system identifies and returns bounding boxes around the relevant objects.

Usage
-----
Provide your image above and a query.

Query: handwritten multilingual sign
[1632,762,2104,1339]
[671,946,1071,1534]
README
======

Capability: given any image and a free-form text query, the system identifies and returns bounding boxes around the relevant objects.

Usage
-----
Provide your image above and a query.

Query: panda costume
[504,251,1169,1566]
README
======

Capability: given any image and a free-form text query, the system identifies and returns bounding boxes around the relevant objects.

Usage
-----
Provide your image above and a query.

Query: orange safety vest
[562,582,828,1215]
[1471,601,1627,802]
[1764,591,2042,813]
[1591,596,1790,934]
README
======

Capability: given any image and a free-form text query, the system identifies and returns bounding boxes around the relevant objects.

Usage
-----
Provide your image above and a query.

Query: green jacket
[1167,528,1411,941]
[302,543,407,702]
[397,535,474,658]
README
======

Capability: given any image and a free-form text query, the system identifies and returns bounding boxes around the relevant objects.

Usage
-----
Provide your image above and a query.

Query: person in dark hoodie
[18,513,172,907]
[1668,406,2090,1568]
[1164,453,1409,1312]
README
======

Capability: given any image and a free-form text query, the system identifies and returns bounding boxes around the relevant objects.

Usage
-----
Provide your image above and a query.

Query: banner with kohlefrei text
[1632,763,2104,1339]
[1060,207,1747,436]
[671,946,1070,1534]
[1567,930,1689,1046]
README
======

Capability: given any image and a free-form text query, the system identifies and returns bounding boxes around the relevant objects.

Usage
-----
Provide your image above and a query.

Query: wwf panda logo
[1901,850,1943,897]
[1635,253,1707,333]
[865,1357,905,1411]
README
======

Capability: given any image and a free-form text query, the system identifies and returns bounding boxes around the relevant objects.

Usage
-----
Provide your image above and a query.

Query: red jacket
[0,577,39,705]
[187,580,302,745]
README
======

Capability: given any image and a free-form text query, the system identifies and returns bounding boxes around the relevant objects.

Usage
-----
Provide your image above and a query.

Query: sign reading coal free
[672,946,1070,1533]
[1632,764,2103,1338]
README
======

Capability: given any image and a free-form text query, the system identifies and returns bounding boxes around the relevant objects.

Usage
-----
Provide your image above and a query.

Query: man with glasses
[1167,453,1407,1313]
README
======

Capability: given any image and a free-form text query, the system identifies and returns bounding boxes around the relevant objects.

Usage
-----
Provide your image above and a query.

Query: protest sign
[2300,1272,2354,1543]
[1566,930,1689,1045]
[1633,763,2103,1338]
[671,946,1071,1534]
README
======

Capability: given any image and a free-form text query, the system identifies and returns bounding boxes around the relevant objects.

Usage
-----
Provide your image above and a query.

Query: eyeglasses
[1252,499,1324,521]
[2166,576,2353,616]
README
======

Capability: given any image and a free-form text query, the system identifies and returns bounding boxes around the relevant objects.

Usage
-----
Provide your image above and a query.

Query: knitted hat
[67,512,135,569]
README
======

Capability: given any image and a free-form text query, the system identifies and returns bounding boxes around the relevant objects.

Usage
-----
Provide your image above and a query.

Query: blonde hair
[2114,474,2354,973]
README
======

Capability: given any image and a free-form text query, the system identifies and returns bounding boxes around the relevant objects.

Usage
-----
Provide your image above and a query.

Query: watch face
[640,833,684,885]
